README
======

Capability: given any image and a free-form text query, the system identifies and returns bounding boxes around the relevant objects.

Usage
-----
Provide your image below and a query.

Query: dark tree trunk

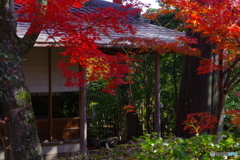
[0,38,43,160]
[118,84,143,140]
[0,1,43,159]
[126,112,143,140]
[175,30,218,138]
[1,62,43,160]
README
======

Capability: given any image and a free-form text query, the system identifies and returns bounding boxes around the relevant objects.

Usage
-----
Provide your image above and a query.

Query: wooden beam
[155,53,161,137]
[79,66,87,155]
[48,47,53,142]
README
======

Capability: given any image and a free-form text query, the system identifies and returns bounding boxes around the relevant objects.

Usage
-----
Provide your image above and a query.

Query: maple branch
[43,17,112,48]
[44,28,63,47]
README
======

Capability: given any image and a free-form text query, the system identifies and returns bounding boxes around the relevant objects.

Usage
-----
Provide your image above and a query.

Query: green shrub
[62,132,239,160]
[132,133,239,160]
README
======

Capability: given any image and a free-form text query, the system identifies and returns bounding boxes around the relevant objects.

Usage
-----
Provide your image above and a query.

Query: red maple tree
[1,0,147,158]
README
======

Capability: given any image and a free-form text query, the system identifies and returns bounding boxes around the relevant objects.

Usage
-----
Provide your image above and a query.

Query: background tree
[162,0,240,136]
[175,31,215,137]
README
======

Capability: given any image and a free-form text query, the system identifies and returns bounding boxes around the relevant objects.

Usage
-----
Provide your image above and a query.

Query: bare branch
[44,28,64,47]
[223,58,240,75]
[228,78,240,92]
[226,70,240,92]
[223,69,233,90]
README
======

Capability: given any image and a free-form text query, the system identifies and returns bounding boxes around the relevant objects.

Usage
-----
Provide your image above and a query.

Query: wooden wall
[0,117,80,144]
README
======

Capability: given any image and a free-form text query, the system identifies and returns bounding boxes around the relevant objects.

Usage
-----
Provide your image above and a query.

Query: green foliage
[141,3,183,134]
[129,53,182,134]
[15,90,31,105]
[225,67,240,110]
[130,54,155,132]
[62,133,240,160]
[87,81,125,141]
[160,54,182,121]
[224,68,240,136]
[133,133,239,159]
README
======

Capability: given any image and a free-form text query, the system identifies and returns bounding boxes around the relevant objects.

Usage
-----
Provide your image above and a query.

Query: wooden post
[79,65,87,155]
[48,47,53,142]
[155,53,161,137]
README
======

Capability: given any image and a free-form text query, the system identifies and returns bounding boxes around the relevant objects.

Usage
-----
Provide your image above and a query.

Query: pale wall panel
[23,47,79,93]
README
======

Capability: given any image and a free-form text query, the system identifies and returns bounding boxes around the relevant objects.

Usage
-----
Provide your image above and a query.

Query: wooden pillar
[79,66,87,155]
[155,53,161,137]
[48,47,53,142]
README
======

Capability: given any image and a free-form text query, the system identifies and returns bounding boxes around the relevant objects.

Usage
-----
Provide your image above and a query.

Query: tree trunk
[0,2,43,158]
[154,53,161,137]
[126,112,143,140]
[145,106,153,133]
[118,84,143,140]
[0,59,43,160]
[79,66,87,155]
[175,30,218,138]
[210,65,227,134]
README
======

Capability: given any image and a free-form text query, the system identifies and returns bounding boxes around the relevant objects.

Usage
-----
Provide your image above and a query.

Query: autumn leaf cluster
[183,112,219,135]
[122,105,135,113]
[161,0,240,74]
[225,110,240,129]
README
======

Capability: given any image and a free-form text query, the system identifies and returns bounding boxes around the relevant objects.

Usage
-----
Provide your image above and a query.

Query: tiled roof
[16,0,184,47]
[17,22,184,47]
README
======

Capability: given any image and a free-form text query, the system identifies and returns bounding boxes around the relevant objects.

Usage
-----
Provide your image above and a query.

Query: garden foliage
[62,111,240,159]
